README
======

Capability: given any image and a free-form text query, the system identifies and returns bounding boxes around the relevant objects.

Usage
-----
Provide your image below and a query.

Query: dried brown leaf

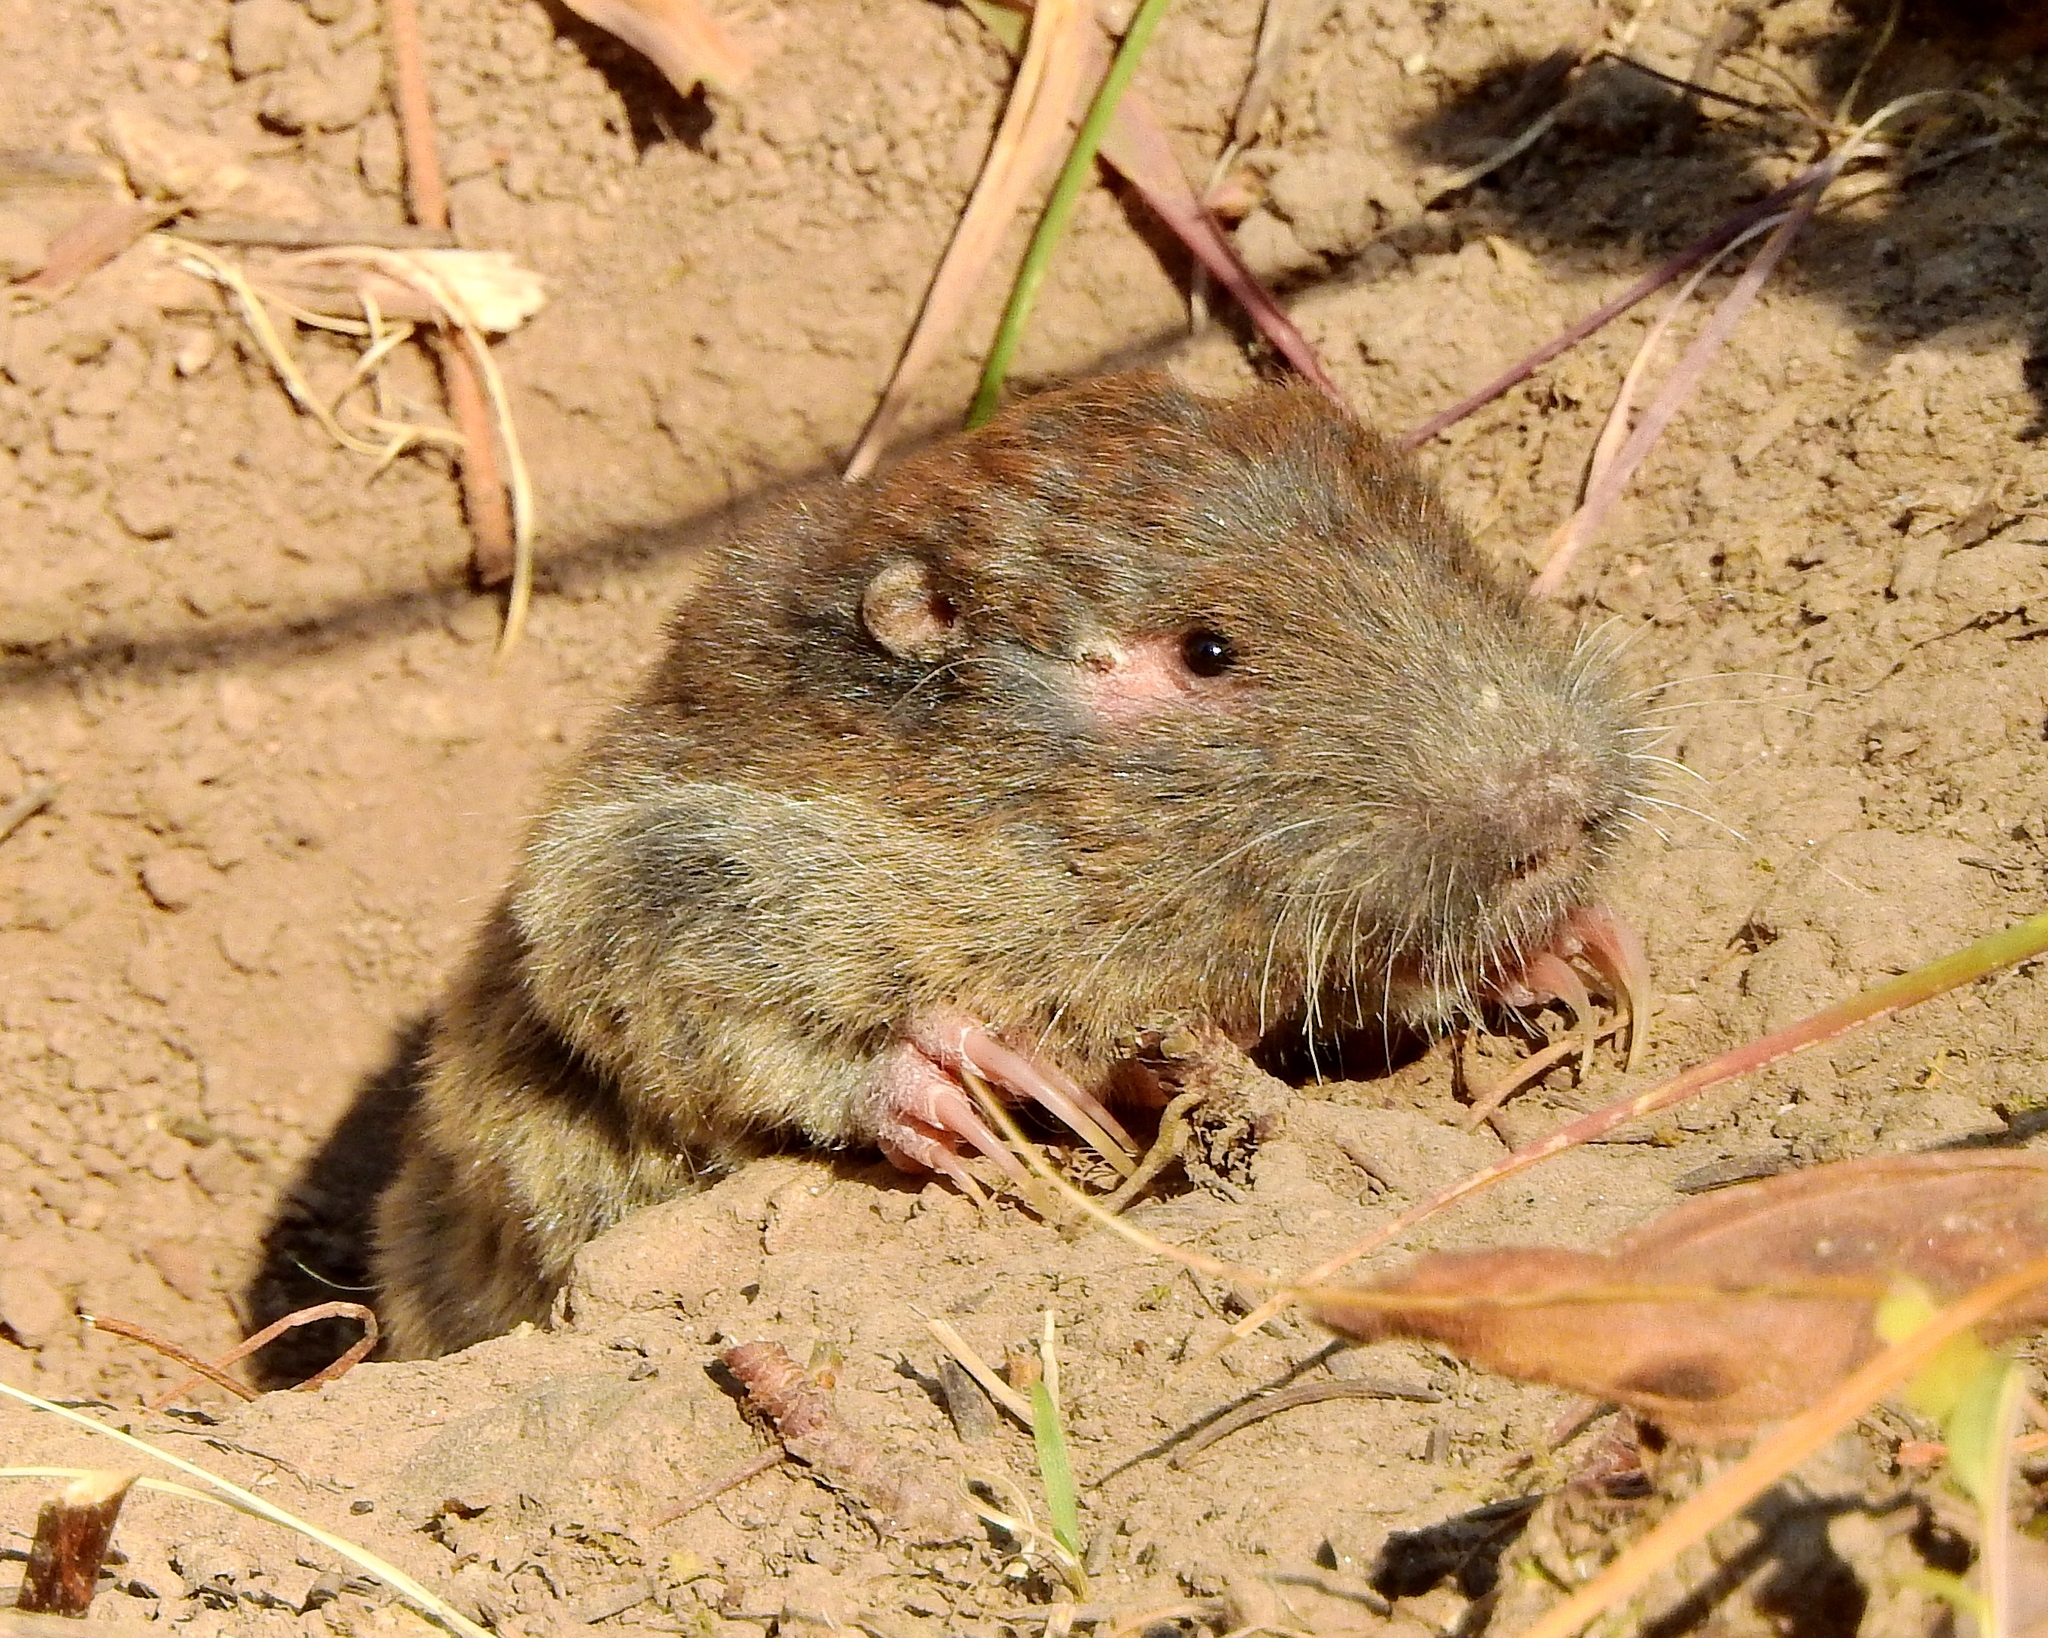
[559,0,751,95]
[1310,1152,2048,1443]
[16,200,174,296]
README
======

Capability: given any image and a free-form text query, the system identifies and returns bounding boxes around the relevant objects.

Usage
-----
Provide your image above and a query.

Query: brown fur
[372,372,1644,1357]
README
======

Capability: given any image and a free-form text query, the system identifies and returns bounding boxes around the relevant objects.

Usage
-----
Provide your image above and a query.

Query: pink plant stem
[1396,165,1826,452]
[1530,187,1816,596]
[1228,905,2048,1338]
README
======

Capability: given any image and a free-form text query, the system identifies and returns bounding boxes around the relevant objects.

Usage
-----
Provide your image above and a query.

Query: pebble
[0,208,50,282]
[139,849,217,912]
[0,1260,73,1350]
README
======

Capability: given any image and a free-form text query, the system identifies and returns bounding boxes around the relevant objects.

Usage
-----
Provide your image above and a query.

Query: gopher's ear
[859,557,963,661]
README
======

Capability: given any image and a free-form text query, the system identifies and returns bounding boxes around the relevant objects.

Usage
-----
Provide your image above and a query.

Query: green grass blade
[1029,1377,1082,1559]
[968,0,1173,427]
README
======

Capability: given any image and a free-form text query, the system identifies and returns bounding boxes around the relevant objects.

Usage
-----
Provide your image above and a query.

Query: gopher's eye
[1181,628,1236,677]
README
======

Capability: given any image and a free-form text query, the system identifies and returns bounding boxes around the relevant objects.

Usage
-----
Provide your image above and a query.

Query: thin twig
[172,217,458,250]
[146,1301,379,1411]
[80,1315,259,1405]
[0,782,57,847]
[653,1448,785,1527]
[382,0,516,590]
[17,1471,137,1616]
[1167,1377,1443,1468]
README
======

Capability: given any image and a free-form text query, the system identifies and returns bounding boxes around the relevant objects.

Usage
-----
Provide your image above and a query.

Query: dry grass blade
[922,1314,1035,1426]
[960,1067,1276,1285]
[0,1383,492,1638]
[1531,88,1974,596]
[845,0,1093,481]
[1230,0,1338,147]
[162,239,537,652]
[1511,1250,2048,1638]
[162,238,459,459]
[286,247,538,652]
[1576,214,1790,508]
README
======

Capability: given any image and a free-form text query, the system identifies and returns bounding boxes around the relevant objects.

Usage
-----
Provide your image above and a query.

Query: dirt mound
[2,0,2045,1631]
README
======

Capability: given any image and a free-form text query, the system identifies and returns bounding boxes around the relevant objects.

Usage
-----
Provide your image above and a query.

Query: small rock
[0,1262,74,1350]
[172,327,218,376]
[215,676,267,739]
[125,938,177,1002]
[227,0,307,77]
[217,911,278,974]
[357,114,402,194]
[0,208,50,282]
[139,849,217,912]
[114,479,182,540]
[261,42,386,133]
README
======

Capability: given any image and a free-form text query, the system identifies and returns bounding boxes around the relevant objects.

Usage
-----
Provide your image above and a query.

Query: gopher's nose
[1484,747,1608,874]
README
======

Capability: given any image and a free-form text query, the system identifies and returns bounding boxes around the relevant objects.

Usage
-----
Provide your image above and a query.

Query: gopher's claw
[1491,903,1652,1070]
[866,1010,1137,1192]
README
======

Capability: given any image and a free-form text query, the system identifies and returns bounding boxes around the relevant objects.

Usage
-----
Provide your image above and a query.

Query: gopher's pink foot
[867,1011,1137,1196]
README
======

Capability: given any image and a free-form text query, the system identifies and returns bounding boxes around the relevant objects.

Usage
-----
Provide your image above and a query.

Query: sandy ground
[1,0,2046,1632]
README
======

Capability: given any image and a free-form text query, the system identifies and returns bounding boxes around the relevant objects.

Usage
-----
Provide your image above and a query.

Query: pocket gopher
[372,371,1644,1357]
